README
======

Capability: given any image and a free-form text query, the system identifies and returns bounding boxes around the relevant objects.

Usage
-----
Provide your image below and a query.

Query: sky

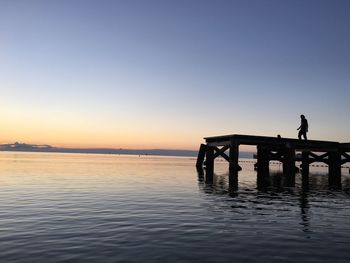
[1,0,350,150]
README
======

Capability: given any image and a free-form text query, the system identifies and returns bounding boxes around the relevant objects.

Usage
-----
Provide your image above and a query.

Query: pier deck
[197,134,350,189]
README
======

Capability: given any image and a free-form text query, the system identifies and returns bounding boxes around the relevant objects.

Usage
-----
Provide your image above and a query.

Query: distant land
[0,142,254,158]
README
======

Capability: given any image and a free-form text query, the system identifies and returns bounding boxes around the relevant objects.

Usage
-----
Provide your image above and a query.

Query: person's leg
[298,130,302,140]
[301,131,307,140]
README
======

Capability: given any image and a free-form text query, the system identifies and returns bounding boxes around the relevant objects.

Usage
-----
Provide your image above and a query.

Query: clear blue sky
[1,0,350,149]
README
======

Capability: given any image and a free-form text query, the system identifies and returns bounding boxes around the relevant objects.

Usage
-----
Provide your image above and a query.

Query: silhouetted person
[297,114,308,140]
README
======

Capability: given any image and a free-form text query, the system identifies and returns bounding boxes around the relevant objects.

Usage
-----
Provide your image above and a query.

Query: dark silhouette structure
[297,114,308,140]
[197,134,350,191]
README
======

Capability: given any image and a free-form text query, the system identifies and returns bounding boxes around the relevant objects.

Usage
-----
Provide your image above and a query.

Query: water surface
[1,152,350,262]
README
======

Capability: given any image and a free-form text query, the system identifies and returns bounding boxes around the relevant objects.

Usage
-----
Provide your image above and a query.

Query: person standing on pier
[297,114,308,140]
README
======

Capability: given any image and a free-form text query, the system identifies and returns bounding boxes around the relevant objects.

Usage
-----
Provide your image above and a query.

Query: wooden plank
[206,141,231,147]
[205,134,341,153]
[205,134,339,145]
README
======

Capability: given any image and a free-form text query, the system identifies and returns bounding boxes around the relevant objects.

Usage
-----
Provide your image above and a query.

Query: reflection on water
[198,161,350,241]
[199,160,350,194]
[1,152,350,262]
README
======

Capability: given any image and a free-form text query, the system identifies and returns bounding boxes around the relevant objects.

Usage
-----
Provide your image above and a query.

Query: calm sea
[1,152,350,262]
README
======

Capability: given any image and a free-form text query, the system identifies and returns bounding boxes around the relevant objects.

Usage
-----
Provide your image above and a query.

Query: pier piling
[256,145,270,185]
[328,151,341,187]
[196,144,207,168]
[229,140,239,191]
[283,146,296,186]
[205,146,214,182]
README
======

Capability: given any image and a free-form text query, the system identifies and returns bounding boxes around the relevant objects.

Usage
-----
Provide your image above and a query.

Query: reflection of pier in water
[197,134,350,191]
[197,169,350,235]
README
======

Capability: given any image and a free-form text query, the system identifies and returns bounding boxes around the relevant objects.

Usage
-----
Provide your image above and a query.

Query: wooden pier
[196,134,350,189]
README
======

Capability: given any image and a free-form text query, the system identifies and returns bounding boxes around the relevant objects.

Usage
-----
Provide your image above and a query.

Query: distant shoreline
[0,142,254,158]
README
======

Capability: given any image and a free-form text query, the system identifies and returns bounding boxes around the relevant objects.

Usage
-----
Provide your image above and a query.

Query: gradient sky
[1,0,350,150]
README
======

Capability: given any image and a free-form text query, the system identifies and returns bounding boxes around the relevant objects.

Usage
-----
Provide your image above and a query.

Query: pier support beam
[328,151,341,188]
[256,145,270,186]
[283,145,295,187]
[301,151,310,189]
[229,140,239,191]
[196,144,207,168]
[301,151,310,176]
[205,146,214,182]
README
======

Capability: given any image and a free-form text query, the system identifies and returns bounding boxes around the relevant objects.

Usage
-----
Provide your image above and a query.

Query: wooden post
[196,166,204,177]
[283,144,295,187]
[229,139,239,191]
[205,146,214,182]
[328,151,341,188]
[301,151,309,175]
[196,144,207,168]
[257,145,270,187]
[301,151,309,189]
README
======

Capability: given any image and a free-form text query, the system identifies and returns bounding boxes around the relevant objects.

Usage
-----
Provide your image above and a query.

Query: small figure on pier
[297,114,308,140]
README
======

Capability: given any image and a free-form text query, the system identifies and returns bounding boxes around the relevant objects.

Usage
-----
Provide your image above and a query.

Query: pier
[196,134,350,189]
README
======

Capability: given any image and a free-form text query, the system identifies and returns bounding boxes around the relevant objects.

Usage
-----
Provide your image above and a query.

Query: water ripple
[1,153,350,262]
